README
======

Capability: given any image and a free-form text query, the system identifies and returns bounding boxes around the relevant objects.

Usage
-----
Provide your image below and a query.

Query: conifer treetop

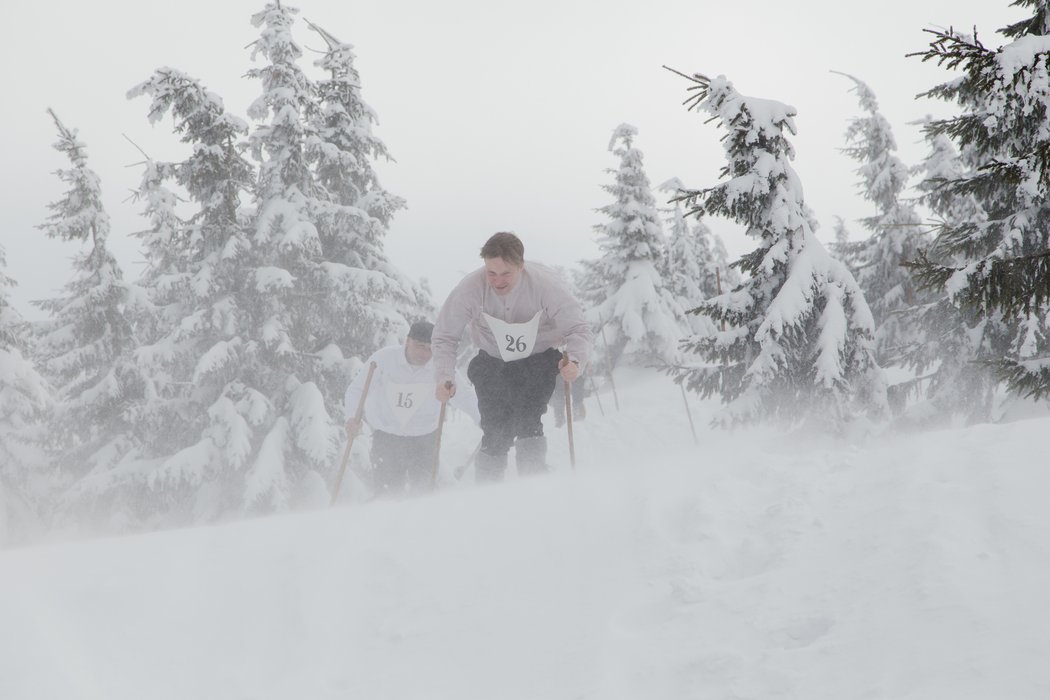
[608,123,638,151]
[658,177,686,197]
[40,109,111,247]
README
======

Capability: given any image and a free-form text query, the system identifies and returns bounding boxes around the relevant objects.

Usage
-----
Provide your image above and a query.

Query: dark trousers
[370,429,436,496]
[467,348,562,456]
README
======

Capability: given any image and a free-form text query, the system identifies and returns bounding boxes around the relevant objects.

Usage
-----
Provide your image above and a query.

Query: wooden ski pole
[454,439,483,481]
[431,381,453,486]
[330,361,377,506]
[680,383,698,445]
[597,314,620,411]
[588,374,605,417]
[563,352,576,470]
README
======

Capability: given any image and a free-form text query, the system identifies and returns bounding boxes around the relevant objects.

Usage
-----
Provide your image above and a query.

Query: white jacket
[344,345,480,437]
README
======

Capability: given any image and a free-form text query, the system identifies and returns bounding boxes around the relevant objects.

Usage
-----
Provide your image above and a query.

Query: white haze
[3,3,1045,692]
[2,369,1048,699]
[1,0,1017,316]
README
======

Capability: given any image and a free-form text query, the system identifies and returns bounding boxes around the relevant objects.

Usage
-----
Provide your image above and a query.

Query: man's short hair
[480,232,524,267]
[407,320,434,344]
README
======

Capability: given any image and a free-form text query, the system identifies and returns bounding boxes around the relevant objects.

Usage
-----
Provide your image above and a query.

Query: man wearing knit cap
[432,232,592,481]
[344,320,479,496]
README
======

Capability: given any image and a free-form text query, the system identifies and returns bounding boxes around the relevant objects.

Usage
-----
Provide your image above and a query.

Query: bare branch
[122,133,152,161]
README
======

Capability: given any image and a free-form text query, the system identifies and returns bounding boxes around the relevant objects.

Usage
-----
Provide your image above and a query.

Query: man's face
[484,256,523,296]
[405,337,432,366]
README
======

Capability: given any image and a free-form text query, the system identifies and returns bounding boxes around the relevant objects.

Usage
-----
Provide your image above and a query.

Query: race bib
[385,382,434,428]
[483,311,542,362]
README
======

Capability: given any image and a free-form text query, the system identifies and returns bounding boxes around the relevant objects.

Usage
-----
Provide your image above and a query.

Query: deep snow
[2,369,1049,699]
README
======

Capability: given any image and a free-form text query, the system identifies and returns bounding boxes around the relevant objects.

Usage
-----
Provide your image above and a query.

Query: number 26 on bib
[482,311,541,362]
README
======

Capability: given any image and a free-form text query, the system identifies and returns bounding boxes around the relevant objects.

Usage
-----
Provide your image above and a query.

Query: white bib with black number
[483,311,542,362]
[385,383,434,429]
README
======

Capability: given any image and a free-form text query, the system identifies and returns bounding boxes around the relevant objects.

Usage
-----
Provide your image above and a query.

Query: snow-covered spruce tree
[119,7,338,521]
[32,110,148,526]
[667,72,888,429]
[908,4,1050,400]
[828,215,865,269]
[241,1,378,509]
[124,68,262,524]
[834,72,931,366]
[832,216,851,251]
[895,120,1006,424]
[121,5,424,523]
[0,247,51,545]
[303,20,430,398]
[580,124,690,368]
[658,177,723,325]
[305,20,427,310]
[710,228,737,288]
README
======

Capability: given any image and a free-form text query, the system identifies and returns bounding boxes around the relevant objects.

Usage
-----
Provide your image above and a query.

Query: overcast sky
[1,0,1016,320]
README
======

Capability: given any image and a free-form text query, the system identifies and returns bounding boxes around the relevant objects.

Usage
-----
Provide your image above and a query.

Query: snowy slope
[2,370,1049,700]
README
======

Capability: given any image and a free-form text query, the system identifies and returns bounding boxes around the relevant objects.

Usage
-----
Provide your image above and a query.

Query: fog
[1,0,1015,316]
[3,4,1047,694]
[3,368,1049,699]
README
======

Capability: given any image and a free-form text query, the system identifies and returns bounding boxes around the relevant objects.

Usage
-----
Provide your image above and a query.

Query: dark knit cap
[407,321,434,344]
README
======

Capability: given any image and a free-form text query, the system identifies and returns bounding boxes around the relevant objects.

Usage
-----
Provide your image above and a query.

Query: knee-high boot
[475,450,508,483]
[515,436,548,477]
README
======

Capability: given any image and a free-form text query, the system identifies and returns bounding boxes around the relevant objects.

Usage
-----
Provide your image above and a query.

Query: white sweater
[343,345,480,437]
[431,261,593,384]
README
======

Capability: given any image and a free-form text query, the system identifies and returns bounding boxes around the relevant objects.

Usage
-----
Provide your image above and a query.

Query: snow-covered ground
[3,369,1049,699]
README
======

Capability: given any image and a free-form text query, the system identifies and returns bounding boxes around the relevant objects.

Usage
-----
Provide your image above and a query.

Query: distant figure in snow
[549,378,587,428]
[344,321,479,496]
[432,232,593,481]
